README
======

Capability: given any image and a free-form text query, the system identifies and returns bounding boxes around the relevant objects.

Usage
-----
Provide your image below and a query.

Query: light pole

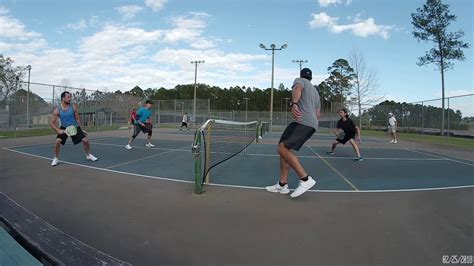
[292,59,308,72]
[191,60,204,125]
[260,43,287,132]
[26,65,31,128]
[243,97,250,122]
[284,97,290,125]
[179,101,184,115]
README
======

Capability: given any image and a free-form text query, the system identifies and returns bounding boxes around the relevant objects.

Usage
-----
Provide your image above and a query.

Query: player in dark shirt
[326,108,363,162]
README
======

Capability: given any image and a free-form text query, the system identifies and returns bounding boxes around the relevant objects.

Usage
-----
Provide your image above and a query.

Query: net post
[256,122,260,143]
[447,98,450,144]
[193,130,203,194]
[204,124,212,184]
[52,85,55,111]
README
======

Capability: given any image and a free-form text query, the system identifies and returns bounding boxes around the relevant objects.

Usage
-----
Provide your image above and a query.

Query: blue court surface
[5,134,474,192]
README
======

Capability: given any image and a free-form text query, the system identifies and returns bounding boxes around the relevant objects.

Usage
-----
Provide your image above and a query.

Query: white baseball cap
[388,112,393,116]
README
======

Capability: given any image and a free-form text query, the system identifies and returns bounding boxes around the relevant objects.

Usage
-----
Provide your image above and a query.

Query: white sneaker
[265,183,290,194]
[86,154,98,161]
[51,157,59,166]
[290,176,316,198]
[146,143,155,148]
[393,140,398,144]
[125,144,132,150]
[389,140,394,143]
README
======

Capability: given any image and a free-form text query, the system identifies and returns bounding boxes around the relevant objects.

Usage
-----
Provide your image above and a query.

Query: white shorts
[389,125,397,134]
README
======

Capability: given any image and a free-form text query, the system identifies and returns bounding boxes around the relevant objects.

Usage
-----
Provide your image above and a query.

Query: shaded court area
[0,129,473,265]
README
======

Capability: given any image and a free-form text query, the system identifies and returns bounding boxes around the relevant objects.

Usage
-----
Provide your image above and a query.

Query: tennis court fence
[1,81,472,142]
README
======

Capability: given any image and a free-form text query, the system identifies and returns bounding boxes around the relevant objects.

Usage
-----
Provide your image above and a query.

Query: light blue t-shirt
[135,107,152,124]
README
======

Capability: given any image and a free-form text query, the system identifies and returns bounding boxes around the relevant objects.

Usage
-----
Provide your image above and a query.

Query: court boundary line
[3,136,118,150]
[106,145,191,169]
[405,148,474,167]
[409,148,474,162]
[3,148,195,184]
[246,153,446,161]
[4,147,473,193]
[306,146,359,191]
[207,182,474,193]
[90,141,192,152]
[17,139,431,161]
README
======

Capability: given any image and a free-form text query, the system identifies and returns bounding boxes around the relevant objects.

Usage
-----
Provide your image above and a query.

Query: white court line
[5,136,118,150]
[306,146,359,191]
[4,147,474,193]
[412,149,474,163]
[406,148,474,167]
[90,141,191,152]
[7,141,448,161]
[106,145,191,169]
[207,182,474,193]
[246,153,445,161]
[3,148,195,184]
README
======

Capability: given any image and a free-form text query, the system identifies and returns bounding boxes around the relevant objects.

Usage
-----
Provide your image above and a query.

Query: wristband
[290,102,298,107]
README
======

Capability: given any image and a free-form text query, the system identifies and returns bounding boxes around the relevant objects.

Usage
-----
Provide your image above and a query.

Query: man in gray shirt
[265,68,321,198]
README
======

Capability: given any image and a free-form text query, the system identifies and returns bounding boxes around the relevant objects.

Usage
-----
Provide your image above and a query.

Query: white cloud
[0,6,9,14]
[117,5,144,20]
[309,12,339,28]
[80,25,162,59]
[317,0,351,7]
[309,12,395,39]
[61,16,100,32]
[145,0,167,12]
[66,19,88,30]
[152,48,267,73]
[0,15,41,40]
[318,0,340,7]
[190,39,216,50]
[1,8,314,93]
[163,13,209,43]
[0,39,48,52]
[89,16,99,27]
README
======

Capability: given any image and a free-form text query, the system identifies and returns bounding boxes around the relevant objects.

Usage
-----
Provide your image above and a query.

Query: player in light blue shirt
[125,100,155,149]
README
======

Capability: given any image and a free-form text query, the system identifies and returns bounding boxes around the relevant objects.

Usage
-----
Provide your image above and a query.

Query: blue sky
[1,0,472,108]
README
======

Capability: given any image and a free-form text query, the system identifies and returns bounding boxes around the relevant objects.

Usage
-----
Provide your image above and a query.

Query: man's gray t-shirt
[292,78,320,129]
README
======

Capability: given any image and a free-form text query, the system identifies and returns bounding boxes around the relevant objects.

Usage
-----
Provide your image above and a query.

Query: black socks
[279,176,309,186]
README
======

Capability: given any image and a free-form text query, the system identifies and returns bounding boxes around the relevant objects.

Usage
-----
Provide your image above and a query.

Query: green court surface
[5,134,473,192]
[0,227,42,266]
[1,129,473,266]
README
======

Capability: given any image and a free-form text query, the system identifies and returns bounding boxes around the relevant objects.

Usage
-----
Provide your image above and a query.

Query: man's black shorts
[133,123,152,136]
[279,122,316,151]
[56,126,87,145]
[337,131,356,144]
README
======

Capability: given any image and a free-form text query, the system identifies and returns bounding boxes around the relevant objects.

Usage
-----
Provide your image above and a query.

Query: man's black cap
[300,68,312,80]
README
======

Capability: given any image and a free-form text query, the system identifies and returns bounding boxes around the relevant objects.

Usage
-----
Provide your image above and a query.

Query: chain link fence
[2,81,472,143]
[326,94,474,140]
[0,81,211,130]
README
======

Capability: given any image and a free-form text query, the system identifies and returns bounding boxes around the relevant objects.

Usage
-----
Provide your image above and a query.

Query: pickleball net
[192,119,260,193]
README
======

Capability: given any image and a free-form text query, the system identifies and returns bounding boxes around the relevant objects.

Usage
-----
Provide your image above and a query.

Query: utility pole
[284,97,290,125]
[260,43,287,132]
[26,65,31,128]
[292,60,308,72]
[191,60,204,125]
[243,97,250,122]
